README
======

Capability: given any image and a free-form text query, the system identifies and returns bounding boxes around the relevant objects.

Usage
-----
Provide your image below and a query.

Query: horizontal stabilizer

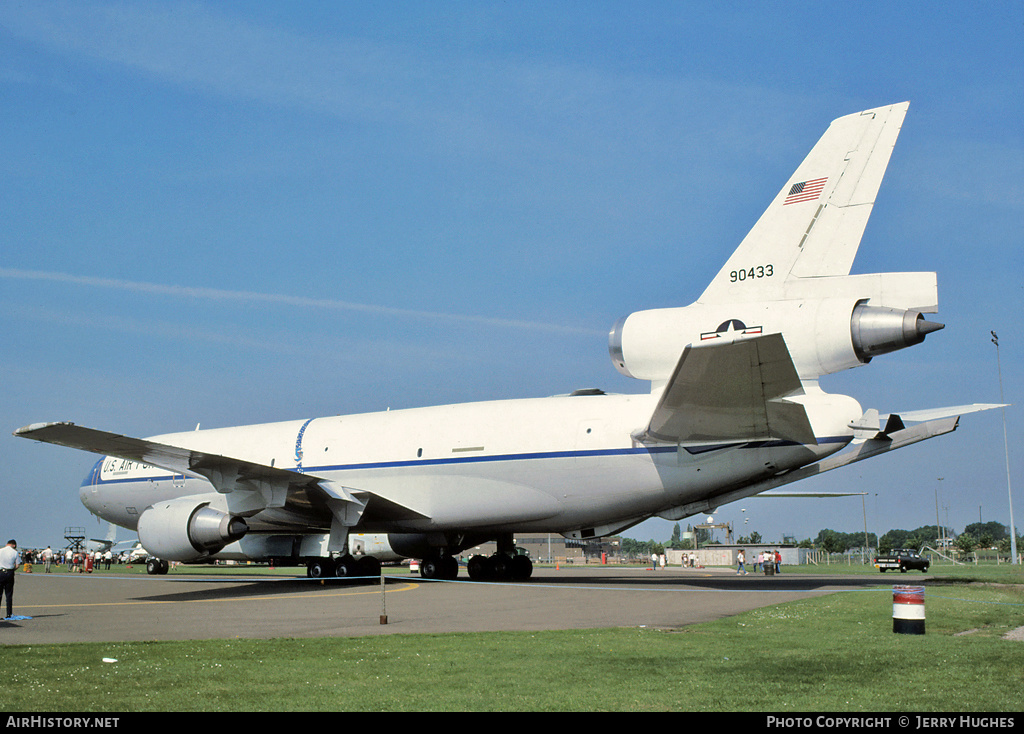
[637,333,815,445]
[885,403,1006,422]
[659,414,962,521]
[850,403,1005,441]
[757,492,868,498]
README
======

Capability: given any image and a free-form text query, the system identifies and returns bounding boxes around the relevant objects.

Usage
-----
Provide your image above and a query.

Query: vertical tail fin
[699,102,910,305]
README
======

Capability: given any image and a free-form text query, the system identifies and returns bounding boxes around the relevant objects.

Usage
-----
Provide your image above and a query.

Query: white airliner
[16,102,999,581]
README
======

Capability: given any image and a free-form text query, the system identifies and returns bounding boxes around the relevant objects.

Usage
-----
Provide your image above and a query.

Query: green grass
[2,575,1022,712]
[765,561,1024,584]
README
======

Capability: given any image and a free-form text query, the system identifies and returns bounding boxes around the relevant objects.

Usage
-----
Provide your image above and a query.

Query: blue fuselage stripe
[82,437,850,487]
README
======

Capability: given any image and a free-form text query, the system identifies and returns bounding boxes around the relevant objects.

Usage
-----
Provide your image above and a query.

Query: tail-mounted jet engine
[137,497,248,563]
[849,301,944,362]
[609,293,944,383]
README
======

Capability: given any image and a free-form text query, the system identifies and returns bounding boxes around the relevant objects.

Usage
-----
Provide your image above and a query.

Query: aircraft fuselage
[80,391,853,544]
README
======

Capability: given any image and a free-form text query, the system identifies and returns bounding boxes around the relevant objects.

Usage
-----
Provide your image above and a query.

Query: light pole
[991,331,1018,564]
[861,493,869,565]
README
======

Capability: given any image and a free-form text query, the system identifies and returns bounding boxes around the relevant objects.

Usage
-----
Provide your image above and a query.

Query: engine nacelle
[850,302,944,362]
[610,294,943,383]
[137,497,248,562]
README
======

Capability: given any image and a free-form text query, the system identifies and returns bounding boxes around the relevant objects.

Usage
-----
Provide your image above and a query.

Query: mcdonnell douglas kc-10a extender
[16,102,1000,581]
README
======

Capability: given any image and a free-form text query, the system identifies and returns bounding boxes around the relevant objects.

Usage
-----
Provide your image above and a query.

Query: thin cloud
[0,268,603,336]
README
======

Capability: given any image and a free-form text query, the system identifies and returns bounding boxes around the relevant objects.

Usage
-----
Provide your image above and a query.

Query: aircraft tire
[420,556,458,581]
[467,554,490,581]
[307,559,330,579]
[355,556,380,578]
[510,554,533,580]
[487,554,510,580]
[146,559,169,575]
[333,556,356,578]
[419,558,442,580]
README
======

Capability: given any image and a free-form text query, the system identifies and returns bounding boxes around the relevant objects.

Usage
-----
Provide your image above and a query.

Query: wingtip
[13,421,73,437]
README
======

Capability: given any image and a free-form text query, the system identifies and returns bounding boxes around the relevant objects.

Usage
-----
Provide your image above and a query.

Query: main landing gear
[417,552,533,581]
[466,552,533,581]
[306,554,381,580]
[420,533,534,581]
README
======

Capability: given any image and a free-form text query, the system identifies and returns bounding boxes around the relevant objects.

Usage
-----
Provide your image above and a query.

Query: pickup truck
[874,549,930,573]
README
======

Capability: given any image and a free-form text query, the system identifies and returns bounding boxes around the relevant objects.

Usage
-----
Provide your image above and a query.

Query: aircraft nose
[79,458,103,514]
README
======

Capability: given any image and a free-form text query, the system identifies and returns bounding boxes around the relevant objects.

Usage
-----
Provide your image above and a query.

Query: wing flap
[638,333,815,445]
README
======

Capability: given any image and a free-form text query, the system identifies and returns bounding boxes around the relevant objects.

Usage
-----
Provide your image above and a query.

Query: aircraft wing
[13,421,427,524]
[635,332,815,445]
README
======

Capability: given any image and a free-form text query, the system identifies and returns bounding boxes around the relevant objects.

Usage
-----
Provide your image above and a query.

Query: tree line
[877,521,1017,554]
[622,521,1019,557]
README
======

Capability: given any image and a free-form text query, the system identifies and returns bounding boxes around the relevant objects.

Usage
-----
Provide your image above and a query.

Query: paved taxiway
[0,567,883,645]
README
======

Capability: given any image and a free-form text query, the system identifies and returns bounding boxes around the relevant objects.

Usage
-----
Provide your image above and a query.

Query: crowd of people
[11,545,137,574]
[736,548,782,575]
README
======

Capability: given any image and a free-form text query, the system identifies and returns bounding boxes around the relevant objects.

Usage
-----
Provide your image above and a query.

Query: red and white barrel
[892,585,925,634]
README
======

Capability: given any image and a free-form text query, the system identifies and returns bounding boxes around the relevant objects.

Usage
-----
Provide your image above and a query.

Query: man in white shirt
[0,540,22,619]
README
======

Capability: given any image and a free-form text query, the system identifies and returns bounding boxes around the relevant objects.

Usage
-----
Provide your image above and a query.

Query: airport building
[462,537,809,567]
[667,545,805,568]
[463,535,621,564]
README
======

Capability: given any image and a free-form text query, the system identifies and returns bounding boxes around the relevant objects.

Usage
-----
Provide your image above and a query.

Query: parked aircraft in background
[85,523,119,554]
[16,102,999,581]
[111,539,147,564]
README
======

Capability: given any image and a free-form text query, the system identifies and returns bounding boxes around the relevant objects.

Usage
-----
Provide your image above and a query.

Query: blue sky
[2,1,1021,551]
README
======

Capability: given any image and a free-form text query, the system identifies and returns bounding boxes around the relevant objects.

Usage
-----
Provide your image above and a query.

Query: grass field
[2,565,1021,712]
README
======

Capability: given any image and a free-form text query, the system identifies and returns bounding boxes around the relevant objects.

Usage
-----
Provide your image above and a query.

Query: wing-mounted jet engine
[136,497,248,563]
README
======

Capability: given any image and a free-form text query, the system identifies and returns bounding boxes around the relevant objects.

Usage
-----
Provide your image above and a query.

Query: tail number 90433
[730,264,773,282]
